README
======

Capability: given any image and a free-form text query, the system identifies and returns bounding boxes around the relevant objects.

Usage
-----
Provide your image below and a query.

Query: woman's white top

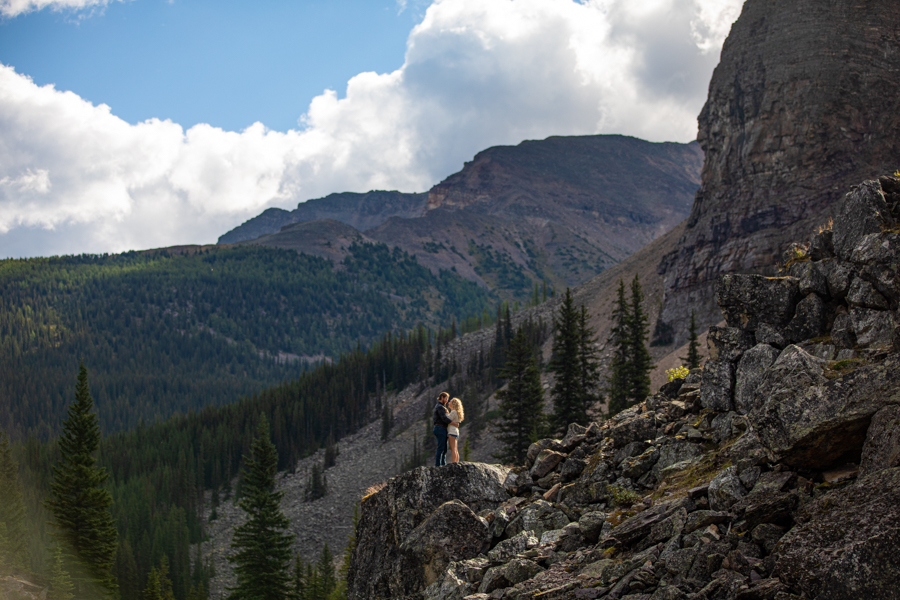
[448,410,460,436]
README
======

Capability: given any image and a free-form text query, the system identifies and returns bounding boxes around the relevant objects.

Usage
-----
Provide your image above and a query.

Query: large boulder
[700,360,735,412]
[400,500,492,587]
[832,180,895,260]
[347,463,510,600]
[751,350,900,468]
[859,405,900,477]
[734,343,780,414]
[715,275,800,332]
[775,468,900,600]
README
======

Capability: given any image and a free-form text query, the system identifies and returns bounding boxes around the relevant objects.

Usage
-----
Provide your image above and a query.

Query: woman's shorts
[449,433,459,438]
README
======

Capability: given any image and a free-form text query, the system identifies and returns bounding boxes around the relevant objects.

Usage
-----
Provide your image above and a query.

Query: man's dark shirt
[433,402,451,427]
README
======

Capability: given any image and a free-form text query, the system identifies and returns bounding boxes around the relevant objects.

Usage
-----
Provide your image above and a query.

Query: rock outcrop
[657,0,900,345]
[348,180,900,600]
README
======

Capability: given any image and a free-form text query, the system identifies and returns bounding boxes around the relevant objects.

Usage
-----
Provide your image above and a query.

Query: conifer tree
[549,289,586,434]
[0,430,29,570]
[228,416,293,600]
[290,555,305,600]
[578,305,602,419]
[606,280,631,417]
[317,544,336,599]
[142,566,161,600]
[46,363,118,598]
[627,275,653,403]
[682,310,701,369]
[48,544,74,600]
[494,328,546,464]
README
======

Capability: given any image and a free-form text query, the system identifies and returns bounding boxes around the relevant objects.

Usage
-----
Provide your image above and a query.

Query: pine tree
[290,555,305,600]
[627,275,653,403]
[682,310,701,369]
[142,566,162,600]
[228,416,293,600]
[0,430,29,570]
[46,363,118,598]
[317,544,336,599]
[305,463,327,501]
[493,328,546,464]
[549,289,586,434]
[577,305,602,420]
[47,545,74,600]
[606,280,631,417]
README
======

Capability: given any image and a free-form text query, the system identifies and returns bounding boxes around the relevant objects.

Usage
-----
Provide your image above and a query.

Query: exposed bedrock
[657,0,900,345]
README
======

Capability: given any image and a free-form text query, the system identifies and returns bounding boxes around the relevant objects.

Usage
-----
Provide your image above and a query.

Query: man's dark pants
[433,425,448,466]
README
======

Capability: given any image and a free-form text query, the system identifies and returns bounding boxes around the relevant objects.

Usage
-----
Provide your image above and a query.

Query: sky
[0,0,745,258]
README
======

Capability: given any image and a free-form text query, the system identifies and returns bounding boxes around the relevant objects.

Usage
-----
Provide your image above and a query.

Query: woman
[447,397,465,463]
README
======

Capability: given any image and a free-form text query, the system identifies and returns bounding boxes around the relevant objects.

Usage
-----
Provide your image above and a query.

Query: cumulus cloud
[0,0,745,258]
[0,0,120,18]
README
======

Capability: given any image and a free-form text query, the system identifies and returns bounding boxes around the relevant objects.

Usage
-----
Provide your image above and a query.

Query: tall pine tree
[46,363,118,598]
[228,416,293,600]
[549,289,584,433]
[493,328,546,464]
[578,305,602,420]
[606,280,631,417]
[0,430,29,570]
[627,275,653,403]
[682,310,702,369]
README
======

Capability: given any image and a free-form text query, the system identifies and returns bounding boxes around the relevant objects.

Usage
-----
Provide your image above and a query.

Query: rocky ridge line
[347,177,900,600]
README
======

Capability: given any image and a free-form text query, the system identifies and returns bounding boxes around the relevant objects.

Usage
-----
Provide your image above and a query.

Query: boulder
[620,447,660,480]
[559,457,587,483]
[716,274,800,332]
[578,511,609,544]
[859,405,900,476]
[707,326,756,362]
[775,467,900,600]
[847,278,890,310]
[850,308,895,348]
[734,344,780,414]
[422,562,473,600]
[478,558,543,594]
[700,360,735,412]
[531,450,566,479]
[783,293,827,342]
[504,500,569,540]
[754,323,787,348]
[832,180,895,261]
[487,530,537,562]
[707,466,746,511]
[792,260,829,296]
[684,510,729,534]
[808,229,834,261]
[823,260,853,299]
[652,439,705,480]
[607,413,658,448]
[830,312,856,349]
[347,463,510,600]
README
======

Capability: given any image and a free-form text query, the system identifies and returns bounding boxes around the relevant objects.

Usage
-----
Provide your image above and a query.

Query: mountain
[220,135,704,299]
[655,0,900,345]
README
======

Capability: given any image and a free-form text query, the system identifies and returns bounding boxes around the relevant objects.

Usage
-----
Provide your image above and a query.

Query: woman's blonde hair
[449,398,465,421]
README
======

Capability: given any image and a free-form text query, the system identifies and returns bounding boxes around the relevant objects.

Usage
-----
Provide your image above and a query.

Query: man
[433,392,452,466]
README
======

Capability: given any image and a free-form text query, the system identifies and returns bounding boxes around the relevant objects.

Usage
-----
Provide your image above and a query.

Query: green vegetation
[468,241,532,295]
[548,289,601,434]
[682,310,701,370]
[0,431,29,569]
[606,276,653,417]
[228,417,293,600]
[494,326,547,464]
[45,364,118,598]
[0,243,492,440]
[606,485,642,508]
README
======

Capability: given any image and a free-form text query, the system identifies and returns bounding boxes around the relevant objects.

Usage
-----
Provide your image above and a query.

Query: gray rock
[707,326,756,363]
[832,180,894,261]
[716,274,800,331]
[607,413,658,448]
[683,510,729,534]
[808,230,834,261]
[504,500,569,541]
[530,450,566,479]
[850,308,895,348]
[578,511,609,544]
[487,530,537,562]
[824,260,853,299]
[348,463,510,600]
[738,465,761,490]
[621,447,660,480]
[830,312,856,349]
[847,278,890,310]
[734,344,780,414]
[459,557,490,584]
[751,523,785,555]
[709,412,735,444]
[792,260,829,297]
[559,457,587,483]
[559,481,608,507]
[754,322,788,348]
[478,558,543,594]
[615,441,650,466]
[560,422,589,451]
[775,467,900,600]
[700,360,735,412]
[422,562,473,600]
[859,405,900,477]
[784,292,827,342]
[557,522,585,553]
[708,466,746,511]
[526,439,560,466]
[400,500,492,588]
[652,439,705,480]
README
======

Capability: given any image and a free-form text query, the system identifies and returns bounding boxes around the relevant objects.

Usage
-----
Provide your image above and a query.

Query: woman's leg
[448,435,459,463]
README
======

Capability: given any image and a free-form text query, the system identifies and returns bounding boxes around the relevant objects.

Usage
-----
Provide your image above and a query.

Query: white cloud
[0,0,120,18]
[0,0,744,258]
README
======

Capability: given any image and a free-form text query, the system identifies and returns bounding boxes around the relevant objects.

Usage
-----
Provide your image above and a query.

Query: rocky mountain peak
[657,0,900,345]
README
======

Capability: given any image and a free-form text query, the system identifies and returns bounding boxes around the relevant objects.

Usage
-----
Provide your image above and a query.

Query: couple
[432,391,465,466]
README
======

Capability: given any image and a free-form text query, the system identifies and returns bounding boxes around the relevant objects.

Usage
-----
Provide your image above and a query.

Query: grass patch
[823,358,865,380]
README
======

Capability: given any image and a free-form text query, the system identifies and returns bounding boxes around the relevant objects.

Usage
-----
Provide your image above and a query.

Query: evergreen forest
[0,243,492,441]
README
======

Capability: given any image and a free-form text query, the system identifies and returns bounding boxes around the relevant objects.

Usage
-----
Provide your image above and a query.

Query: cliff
[347,177,900,600]
[657,0,900,345]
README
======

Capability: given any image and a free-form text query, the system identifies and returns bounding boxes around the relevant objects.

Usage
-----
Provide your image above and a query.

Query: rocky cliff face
[657,0,900,345]
[347,178,900,600]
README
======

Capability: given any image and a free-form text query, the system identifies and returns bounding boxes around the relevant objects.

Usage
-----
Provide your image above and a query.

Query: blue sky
[0,0,744,258]
[1,0,423,132]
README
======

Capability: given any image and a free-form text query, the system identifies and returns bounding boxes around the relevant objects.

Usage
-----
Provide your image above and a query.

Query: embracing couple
[432,392,465,466]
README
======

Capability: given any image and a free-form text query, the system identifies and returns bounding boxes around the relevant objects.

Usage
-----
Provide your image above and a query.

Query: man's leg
[433,426,448,466]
